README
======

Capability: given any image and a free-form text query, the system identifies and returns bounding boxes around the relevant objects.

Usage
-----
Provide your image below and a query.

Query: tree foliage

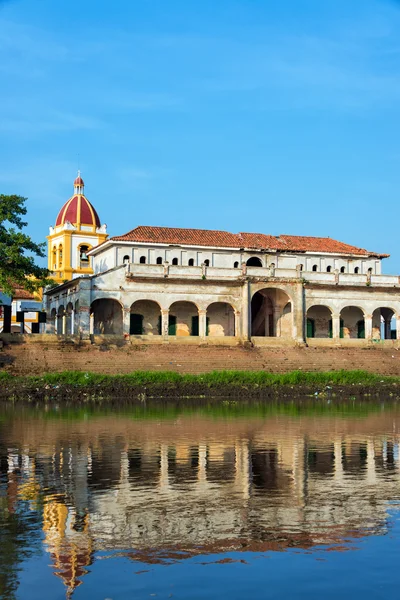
[0,194,51,297]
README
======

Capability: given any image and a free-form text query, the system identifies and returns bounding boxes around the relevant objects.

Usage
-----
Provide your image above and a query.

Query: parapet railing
[125,263,400,287]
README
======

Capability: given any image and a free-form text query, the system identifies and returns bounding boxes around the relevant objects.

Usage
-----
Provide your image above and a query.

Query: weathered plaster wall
[207,303,235,336]
[130,300,161,335]
[169,301,198,336]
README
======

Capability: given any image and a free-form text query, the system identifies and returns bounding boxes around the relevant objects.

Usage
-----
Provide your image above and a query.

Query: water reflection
[1,402,400,599]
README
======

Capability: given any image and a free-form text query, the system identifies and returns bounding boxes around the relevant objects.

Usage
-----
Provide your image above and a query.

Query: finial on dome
[74,170,84,194]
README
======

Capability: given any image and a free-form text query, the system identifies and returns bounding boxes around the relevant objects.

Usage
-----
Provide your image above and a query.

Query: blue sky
[1,0,400,270]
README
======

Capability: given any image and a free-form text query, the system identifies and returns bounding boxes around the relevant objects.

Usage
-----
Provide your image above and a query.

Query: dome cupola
[55,172,101,229]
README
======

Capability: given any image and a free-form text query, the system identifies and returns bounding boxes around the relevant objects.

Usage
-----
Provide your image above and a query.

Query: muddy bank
[1,380,400,403]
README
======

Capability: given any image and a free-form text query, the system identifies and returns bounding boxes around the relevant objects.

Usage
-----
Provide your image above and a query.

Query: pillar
[70,309,75,335]
[332,313,341,340]
[365,314,373,340]
[384,318,392,340]
[273,307,281,337]
[199,309,207,338]
[161,309,169,338]
[234,310,240,337]
[123,307,131,336]
[242,280,250,341]
[62,313,67,335]
[293,282,305,342]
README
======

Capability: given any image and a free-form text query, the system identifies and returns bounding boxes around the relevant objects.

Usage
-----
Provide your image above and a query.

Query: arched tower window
[58,244,63,268]
[79,245,90,268]
[52,246,57,270]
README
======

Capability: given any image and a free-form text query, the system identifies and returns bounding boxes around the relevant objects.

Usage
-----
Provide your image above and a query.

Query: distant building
[47,172,108,284]
[44,177,400,344]
[0,286,42,333]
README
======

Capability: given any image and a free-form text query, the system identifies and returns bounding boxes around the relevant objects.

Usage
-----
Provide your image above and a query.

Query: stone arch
[169,301,199,336]
[306,305,333,338]
[90,298,123,335]
[206,302,235,337]
[130,300,162,335]
[246,256,263,267]
[251,288,292,337]
[372,307,397,340]
[340,306,365,339]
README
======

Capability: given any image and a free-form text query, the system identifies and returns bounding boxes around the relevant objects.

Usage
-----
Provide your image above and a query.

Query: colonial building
[47,173,108,284]
[44,176,400,344]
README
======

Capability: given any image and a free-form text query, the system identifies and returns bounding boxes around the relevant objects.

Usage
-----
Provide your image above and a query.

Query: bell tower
[47,172,108,284]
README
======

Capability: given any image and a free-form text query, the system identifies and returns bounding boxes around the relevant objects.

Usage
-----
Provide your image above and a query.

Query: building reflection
[1,411,400,598]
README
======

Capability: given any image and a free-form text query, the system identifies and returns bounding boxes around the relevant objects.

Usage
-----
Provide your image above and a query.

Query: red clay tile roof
[0,285,37,300]
[109,226,388,258]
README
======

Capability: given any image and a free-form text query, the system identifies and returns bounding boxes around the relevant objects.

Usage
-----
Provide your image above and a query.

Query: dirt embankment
[1,380,400,403]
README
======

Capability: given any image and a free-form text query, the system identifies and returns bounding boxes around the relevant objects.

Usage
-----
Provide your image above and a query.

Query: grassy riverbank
[1,369,400,402]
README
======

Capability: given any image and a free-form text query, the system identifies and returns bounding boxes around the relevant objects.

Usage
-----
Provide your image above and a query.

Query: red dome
[55,195,101,228]
[74,175,84,186]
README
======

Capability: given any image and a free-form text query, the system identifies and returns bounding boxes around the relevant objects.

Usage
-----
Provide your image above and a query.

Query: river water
[1,399,400,599]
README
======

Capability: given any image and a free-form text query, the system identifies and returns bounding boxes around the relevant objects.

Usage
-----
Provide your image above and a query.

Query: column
[62,313,67,335]
[241,281,250,341]
[199,309,207,338]
[384,318,392,340]
[396,315,400,341]
[332,313,341,340]
[365,314,373,340]
[273,307,281,337]
[293,282,305,342]
[70,310,75,335]
[161,309,169,338]
[123,307,131,336]
[234,310,240,337]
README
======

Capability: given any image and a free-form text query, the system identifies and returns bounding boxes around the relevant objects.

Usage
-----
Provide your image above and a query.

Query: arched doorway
[130,300,162,335]
[90,299,123,335]
[306,305,333,338]
[251,288,292,337]
[372,307,397,340]
[246,257,263,267]
[340,306,365,339]
[206,302,235,336]
[169,301,199,336]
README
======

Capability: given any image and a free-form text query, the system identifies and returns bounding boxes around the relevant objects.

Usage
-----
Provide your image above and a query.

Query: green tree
[0,194,51,297]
